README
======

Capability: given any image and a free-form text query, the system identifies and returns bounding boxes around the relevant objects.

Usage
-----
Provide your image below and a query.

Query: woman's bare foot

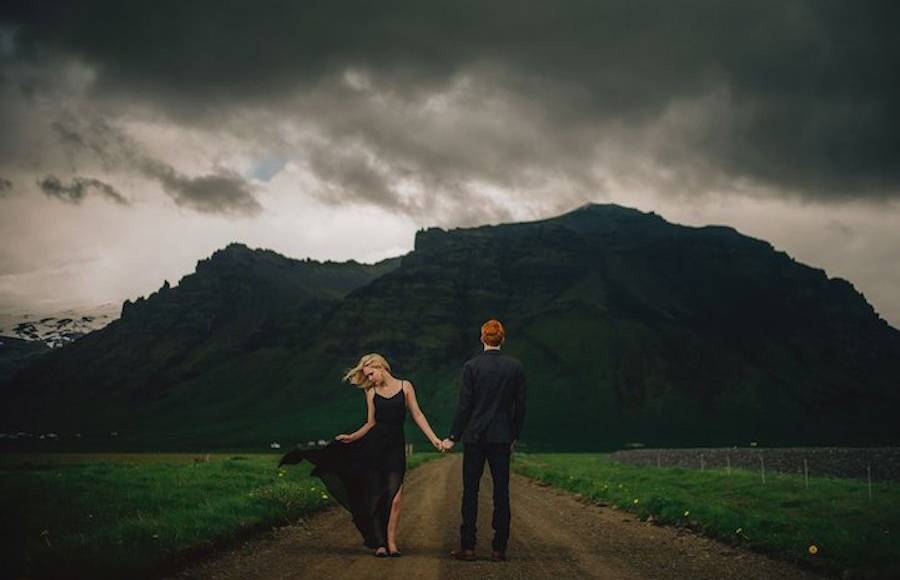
[373,546,388,557]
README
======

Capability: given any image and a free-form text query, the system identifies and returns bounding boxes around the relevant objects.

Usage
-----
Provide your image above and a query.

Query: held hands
[430,437,444,452]
[430,438,511,452]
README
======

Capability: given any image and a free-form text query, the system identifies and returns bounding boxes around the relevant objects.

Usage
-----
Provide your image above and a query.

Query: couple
[279,319,526,561]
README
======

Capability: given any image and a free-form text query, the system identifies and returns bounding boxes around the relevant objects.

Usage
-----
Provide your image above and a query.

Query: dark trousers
[460,440,511,551]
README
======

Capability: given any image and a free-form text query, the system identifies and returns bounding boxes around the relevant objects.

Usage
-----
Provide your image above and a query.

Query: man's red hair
[481,319,506,346]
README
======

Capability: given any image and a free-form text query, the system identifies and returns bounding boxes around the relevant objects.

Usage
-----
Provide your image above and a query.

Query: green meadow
[0,452,442,579]
[513,453,900,579]
[6,451,898,579]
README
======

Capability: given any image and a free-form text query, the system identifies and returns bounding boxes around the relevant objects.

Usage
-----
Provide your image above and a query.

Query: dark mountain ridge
[3,204,898,450]
[2,243,401,436]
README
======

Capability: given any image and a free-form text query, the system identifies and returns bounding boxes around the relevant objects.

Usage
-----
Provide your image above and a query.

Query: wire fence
[609,446,900,484]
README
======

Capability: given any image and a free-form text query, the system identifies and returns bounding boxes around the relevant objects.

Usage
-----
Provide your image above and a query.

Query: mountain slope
[0,336,51,385]
[0,303,120,349]
[3,206,898,450]
[299,203,900,448]
[1,243,401,441]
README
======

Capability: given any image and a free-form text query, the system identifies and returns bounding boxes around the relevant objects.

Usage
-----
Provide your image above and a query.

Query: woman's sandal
[389,550,402,557]
[373,547,389,558]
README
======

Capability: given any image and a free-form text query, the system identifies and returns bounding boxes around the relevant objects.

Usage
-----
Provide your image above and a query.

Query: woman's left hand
[335,434,352,443]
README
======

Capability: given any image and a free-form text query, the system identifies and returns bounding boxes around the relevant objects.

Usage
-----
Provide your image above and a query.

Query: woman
[281,353,443,557]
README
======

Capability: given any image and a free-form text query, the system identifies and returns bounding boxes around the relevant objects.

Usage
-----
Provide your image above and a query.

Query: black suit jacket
[449,348,526,444]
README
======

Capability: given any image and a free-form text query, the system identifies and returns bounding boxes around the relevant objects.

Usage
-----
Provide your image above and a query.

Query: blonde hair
[343,353,392,390]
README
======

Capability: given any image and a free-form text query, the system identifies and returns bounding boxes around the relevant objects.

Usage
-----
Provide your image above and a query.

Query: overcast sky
[1,1,899,327]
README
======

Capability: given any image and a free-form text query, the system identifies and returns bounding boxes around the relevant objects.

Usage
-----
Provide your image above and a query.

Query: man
[442,319,526,562]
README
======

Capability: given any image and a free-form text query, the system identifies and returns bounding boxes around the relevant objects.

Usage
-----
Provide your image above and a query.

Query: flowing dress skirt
[296,422,406,549]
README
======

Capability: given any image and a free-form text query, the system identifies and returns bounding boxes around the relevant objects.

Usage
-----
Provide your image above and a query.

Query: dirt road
[169,455,826,580]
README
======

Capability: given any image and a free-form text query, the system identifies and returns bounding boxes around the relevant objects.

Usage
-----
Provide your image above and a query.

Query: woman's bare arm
[403,381,443,450]
[336,387,376,443]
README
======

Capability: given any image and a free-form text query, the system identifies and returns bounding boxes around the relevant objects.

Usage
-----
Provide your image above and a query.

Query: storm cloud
[139,159,262,216]
[42,116,262,216]
[38,174,128,205]
[3,0,899,205]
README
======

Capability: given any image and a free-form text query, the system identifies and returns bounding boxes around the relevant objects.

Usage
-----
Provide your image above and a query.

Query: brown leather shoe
[450,548,477,561]
[491,550,507,562]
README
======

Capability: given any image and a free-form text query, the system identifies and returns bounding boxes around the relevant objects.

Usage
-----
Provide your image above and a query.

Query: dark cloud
[2,1,900,204]
[50,118,135,172]
[289,71,593,224]
[139,159,262,216]
[306,144,398,210]
[47,117,262,216]
[38,174,129,205]
[0,177,12,197]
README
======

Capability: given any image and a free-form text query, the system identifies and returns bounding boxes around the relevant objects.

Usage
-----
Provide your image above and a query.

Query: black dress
[294,381,407,549]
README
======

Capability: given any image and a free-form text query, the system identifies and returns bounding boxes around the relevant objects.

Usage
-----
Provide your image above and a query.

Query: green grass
[513,453,900,579]
[0,451,443,579]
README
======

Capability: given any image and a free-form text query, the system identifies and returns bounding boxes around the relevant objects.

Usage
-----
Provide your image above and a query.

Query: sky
[1,1,899,327]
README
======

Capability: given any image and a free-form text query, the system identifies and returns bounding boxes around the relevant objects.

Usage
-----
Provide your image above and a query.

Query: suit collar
[483,349,502,354]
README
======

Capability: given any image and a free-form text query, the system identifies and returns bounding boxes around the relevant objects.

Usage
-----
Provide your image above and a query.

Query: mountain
[0,304,118,384]
[0,336,51,385]
[2,205,899,450]
[1,242,401,445]
[0,303,120,348]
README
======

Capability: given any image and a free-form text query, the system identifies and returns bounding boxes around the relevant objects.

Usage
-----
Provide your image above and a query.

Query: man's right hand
[441,438,455,451]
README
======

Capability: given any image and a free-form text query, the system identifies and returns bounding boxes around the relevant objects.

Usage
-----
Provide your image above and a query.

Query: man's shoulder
[499,353,524,368]
[465,351,524,370]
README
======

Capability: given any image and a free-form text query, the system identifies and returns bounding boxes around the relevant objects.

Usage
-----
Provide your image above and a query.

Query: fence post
[803,458,809,490]
[700,454,705,471]
[760,454,766,485]
[657,452,661,468]
[726,454,731,475]
[867,464,872,501]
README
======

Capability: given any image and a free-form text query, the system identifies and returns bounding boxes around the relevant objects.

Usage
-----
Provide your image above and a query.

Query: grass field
[1,451,443,579]
[513,453,900,579]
